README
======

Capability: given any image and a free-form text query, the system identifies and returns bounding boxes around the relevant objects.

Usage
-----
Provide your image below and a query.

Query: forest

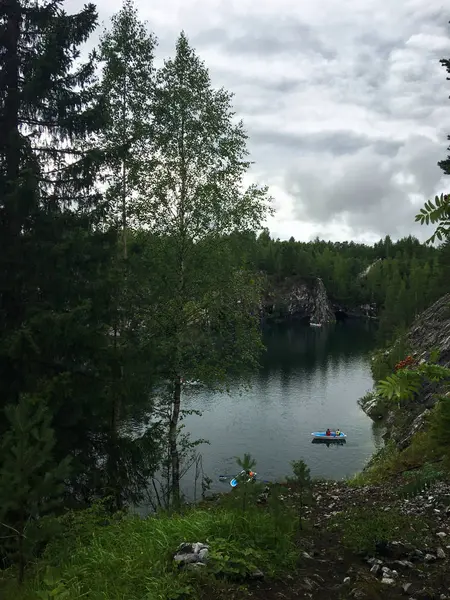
[1,0,450,584]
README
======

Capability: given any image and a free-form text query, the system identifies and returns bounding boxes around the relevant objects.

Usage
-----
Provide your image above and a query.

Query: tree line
[234,229,448,338]
[1,0,450,582]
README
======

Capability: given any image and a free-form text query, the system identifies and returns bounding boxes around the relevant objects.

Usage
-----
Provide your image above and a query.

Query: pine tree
[0,0,128,505]
[0,394,71,582]
[136,32,271,505]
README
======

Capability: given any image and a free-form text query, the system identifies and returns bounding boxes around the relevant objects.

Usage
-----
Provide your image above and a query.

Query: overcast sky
[68,0,450,243]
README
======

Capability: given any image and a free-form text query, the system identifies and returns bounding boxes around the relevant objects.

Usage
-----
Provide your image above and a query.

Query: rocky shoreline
[359,293,450,450]
[243,479,450,600]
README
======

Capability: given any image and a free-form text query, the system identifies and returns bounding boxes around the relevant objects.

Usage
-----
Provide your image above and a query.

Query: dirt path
[231,480,450,600]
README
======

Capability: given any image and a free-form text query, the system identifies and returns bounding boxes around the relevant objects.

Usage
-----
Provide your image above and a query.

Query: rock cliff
[361,293,450,449]
[263,277,336,323]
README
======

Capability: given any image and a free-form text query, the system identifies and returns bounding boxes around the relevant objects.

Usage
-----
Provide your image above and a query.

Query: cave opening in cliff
[335,310,348,322]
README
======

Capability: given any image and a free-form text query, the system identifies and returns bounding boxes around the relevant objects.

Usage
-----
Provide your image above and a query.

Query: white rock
[425,553,436,561]
[381,577,395,585]
[370,564,380,575]
[344,577,351,584]
[198,548,209,561]
[437,547,446,559]
[437,532,447,538]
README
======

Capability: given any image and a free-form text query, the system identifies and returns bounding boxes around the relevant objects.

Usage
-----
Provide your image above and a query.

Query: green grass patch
[1,497,299,600]
[349,420,447,487]
[331,508,430,555]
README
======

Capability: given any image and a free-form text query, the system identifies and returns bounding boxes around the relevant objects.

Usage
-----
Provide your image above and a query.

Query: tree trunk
[122,158,127,259]
[2,0,21,234]
[121,66,128,259]
[167,88,187,508]
[1,0,22,333]
[17,508,24,584]
[169,374,182,507]
[108,325,123,511]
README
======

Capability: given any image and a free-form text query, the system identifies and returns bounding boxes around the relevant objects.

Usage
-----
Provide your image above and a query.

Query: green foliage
[21,501,298,600]
[397,463,445,499]
[430,394,450,452]
[234,454,257,512]
[377,362,450,403]
[348,441,400,486]
[0,395,71,581]
[98,0,156,233]
[286,459,312,529]
[332,508,429,555]
[415,193,450,244]
[235,453,257,473]
[207,539,262,579]
[377,370,421,402]
[370,336,411,382]
[287,460,312,488]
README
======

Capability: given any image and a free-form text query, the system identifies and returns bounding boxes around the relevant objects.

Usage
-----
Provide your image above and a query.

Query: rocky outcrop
[361,293,450,449]
[263,277,336,323]
[406,293,450,368]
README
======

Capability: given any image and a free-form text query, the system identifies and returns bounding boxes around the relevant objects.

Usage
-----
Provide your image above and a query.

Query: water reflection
[178,320,379,500]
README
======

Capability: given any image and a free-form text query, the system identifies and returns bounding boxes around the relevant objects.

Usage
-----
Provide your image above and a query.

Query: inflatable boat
[311,431,347,440]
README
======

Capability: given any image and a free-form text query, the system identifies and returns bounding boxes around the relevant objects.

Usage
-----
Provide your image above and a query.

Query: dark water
[181,320,384,499]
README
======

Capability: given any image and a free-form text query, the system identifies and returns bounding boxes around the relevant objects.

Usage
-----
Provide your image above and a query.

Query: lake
[181,319,384,499]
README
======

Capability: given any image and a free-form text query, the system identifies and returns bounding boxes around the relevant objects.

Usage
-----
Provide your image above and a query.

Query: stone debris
[173,542,209,568]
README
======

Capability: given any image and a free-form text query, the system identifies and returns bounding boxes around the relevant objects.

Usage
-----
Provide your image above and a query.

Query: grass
[330,508,430,555]
[349,402,448,488]
[0,493,299,600]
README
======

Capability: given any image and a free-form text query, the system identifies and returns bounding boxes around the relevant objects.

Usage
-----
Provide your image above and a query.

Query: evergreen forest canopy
[1,0,450,581]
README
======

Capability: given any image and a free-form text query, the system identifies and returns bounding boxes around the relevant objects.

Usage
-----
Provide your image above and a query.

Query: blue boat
[311,431,347,440]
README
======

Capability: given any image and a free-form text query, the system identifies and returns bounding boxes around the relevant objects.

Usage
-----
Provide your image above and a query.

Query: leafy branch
[415,193,450,243]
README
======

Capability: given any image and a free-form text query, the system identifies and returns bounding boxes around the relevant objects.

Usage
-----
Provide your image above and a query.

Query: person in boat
[336,428,341,436]
[326,428,331,436]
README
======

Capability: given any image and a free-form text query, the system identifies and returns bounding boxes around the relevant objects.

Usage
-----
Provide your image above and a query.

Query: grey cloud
[250,129,401,157]
[193,16,335,60]
[63,0,450,241]
[287,135,444,238]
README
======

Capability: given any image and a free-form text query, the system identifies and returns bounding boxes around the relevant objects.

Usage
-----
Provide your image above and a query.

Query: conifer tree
[0,0,127,504]
[0,394,71,582]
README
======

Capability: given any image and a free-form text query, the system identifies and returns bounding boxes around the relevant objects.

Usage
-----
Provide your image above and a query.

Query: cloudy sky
[68,0,450,243]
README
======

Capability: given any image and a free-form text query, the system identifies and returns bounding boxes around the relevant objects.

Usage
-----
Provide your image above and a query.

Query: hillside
[4,476,450,600]
[360,293,450,451]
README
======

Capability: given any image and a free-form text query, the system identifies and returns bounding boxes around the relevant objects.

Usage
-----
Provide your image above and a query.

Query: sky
[67,0,450,244]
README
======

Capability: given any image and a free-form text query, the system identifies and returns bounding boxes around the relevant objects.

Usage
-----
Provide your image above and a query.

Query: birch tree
[98,0,156,254]
[137,32,272,505]
[96,1,159,508]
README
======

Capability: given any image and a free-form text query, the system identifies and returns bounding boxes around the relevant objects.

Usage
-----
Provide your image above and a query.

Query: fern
[377,363,450,402]
[377,370,421,402]
[415,193,450,244]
